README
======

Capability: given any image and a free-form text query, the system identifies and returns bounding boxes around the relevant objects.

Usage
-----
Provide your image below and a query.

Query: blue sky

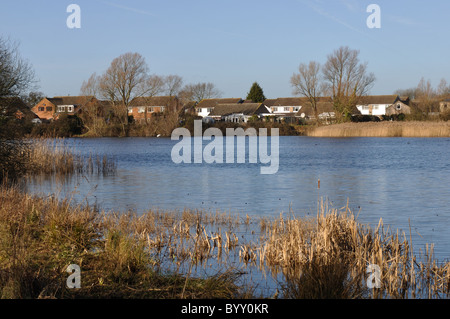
[0,0,449,98]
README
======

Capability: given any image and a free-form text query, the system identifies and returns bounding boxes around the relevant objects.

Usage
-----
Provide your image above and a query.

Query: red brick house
[127,96,180,124]
[0,97,40,122]
[32,96,97,120]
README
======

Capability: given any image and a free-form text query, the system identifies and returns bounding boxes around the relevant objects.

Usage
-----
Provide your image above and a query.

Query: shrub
[31,115,84,138]
[351,115,381,122]
[440,110,450,121]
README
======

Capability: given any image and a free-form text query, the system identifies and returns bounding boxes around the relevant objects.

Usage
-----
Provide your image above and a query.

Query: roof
[269,97,311,106]
[0,97,38,119]
[262,99,277,107]
[208,103,268,116]
[195,98,242,109]
[296,101,335,117]
[130,96,178,107]
[357,95,400,105]
[48,96,95,106]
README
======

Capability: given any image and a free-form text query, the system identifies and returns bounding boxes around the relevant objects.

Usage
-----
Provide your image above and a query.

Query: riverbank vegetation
[1,185,449,299]
[306,121,450,137]
[0,137,116,184]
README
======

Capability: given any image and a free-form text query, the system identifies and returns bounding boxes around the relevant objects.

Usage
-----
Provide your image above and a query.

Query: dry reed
[24,138,116,175]
[1,183,449,299]
[254,199,450,299]
[307,121,450,138]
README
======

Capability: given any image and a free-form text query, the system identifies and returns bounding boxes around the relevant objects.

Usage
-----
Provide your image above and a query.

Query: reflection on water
[24,137,450,261]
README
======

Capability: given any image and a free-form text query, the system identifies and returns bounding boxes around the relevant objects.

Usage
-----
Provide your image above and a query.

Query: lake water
[24,136,450,262]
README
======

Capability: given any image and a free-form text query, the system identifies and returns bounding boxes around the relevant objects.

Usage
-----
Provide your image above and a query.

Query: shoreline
[2,186,450,299]
[305,121,450,138]
[71,121,450,138]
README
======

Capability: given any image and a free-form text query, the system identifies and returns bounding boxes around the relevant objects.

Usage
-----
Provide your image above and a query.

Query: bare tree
[80,72,100,97]
[394,88,417,100]
[163,75,183,97]
[79,73,105,135]
[21,91,45,108]
[291,61,324,124]
[416,77,436,114]
[437,78,450,98]
[180,82,222,103]
[139,74,166,97]
[322,46,375,120]
[0,36,36,97]
[96,52,151,134]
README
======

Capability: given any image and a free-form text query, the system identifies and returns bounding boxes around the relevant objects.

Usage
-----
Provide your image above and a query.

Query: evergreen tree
[246,82,266,102]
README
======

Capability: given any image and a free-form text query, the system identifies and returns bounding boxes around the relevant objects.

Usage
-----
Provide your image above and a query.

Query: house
[263,97,307,122]
[357,95,409,116]
[386,99,414,116]
[439,99,450,113]
[195,98,243,118]
[208,103,271,123]
[0,97,40,122]
[127,96,180,124]
[295,100,336,122]
[32,96,97,120]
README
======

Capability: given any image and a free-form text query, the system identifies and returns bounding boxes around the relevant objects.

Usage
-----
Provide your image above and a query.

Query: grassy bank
[1,186,449,299]
[306,121,450,137]
[0,138,116,183]
[0,185,248,299]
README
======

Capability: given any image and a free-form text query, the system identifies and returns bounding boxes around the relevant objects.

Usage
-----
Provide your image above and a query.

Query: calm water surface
[25,137,450,261]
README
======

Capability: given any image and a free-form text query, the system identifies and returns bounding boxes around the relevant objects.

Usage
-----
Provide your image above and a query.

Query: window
[138,107,145,113]
[46,107,52,112]
[284,107,290,112]
[148,107,154,113]
[68,106,73,113]
[396,104,402,110]
[128,108,133,113]
[293,107,299,112]
[38,107,44,112]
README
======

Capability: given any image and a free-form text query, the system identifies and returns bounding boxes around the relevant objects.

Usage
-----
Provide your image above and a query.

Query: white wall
[357,104,388,116]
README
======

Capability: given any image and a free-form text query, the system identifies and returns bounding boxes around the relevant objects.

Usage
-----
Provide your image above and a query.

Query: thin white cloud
[339,0,361,13]
[387,15,418,27]
[100,1,156,17]
[296,0,391,48]
[301,0,368,37]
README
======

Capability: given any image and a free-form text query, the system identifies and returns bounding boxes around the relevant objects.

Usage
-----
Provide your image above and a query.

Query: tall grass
[1,137,117,183]
[25,138,116,176]
[307,121,450,137]
[1,181,449,299]
[0,186,247,299]
[255,199,450,299]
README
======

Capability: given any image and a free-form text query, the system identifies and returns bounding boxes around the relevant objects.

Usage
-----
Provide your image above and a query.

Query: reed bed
[254,200,450,299]
[24,138,116,176]
[1,184,449,299]
[307,121,450,137]
[0,186,246,299]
